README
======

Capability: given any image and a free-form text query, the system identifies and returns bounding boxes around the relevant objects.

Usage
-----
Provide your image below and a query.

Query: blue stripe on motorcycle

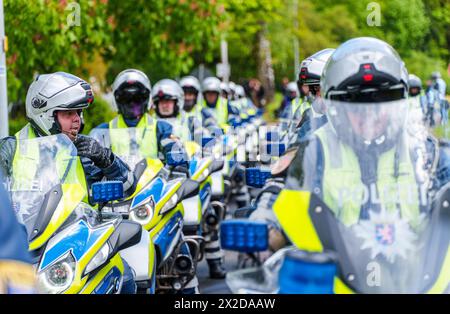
[153,212,183,259]
[40,220,110,271]
[199,182,211,204]
[131,177,164,209]
[93,267,122,294]
[189,160,198,176]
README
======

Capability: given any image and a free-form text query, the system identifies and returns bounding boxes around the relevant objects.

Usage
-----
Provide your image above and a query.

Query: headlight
[129,203,153,225]
[37,252,76,294]
[84,243,110,276]
[160,194,179,214]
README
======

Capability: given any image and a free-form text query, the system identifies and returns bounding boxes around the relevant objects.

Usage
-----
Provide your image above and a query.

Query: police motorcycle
[182,138,225,251]
[202,126,240,204]
[89,128,201,293]
[6,134,144,294]
[220,102,450,294]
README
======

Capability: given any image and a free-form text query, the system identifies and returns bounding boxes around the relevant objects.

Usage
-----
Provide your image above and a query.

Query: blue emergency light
[278,250,337,294]
[245,167,271,188]
[91,181,124,204]
[220,220,268,253]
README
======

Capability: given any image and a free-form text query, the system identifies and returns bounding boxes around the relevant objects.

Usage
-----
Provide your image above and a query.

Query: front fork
[155,236,205,293]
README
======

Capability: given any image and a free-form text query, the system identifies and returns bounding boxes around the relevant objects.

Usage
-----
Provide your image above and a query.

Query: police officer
[201,77,240,128]
[0,175,35,294]
[0,72,135,197]
[91,70,188,166]
[179,76,221,138]
[152,78,227,279]
[255,37,450,250]
[0,72,137,293]
[285,49,335,123]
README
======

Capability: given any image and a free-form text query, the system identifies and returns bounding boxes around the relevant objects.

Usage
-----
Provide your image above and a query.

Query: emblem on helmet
[31,97,47,109]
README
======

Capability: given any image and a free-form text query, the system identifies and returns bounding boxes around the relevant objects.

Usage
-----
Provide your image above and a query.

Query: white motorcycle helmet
[152,79,184,118]
[321,37,409,149]
[408,74,422,97]
[202,77,221,94]
[25,72,94,136]
[235,85,246,99]
[202,77,222,107]
[286,81,299,99]
[180,76,201,111]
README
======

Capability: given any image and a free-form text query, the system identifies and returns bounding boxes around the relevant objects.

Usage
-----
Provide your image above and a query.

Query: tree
[4,0,112,104]
[105,0,224,84]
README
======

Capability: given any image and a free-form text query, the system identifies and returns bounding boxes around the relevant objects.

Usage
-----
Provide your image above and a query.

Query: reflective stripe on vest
[168,113,191,143]
[315,124,424,227]
[184,104,203,124]
[109,114,158,159]
[12,124,87,192]
[291,98,311,118]
[203,97,228,125]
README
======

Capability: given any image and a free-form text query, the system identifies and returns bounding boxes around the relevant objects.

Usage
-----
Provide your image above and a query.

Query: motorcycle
[6,134,143,294]
[221,104,450,293]
[90,128,202,293]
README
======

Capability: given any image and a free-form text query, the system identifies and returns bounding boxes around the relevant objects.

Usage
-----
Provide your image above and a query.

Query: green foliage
[4,0,112,103]
[105,0,224,83]
[3,0,450,131]
[267,0,449,88]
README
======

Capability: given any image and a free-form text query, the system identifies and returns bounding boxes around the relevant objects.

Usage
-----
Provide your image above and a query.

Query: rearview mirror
[115,220,142,252]
[180,179,200,201]
[91,181,124,204]
[211,160,224,173]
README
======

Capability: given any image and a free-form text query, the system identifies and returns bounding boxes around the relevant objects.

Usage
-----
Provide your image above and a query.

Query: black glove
[74,135,113,169]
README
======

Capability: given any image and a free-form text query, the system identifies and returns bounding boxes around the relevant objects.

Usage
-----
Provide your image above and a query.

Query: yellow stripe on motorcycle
[78,254,125,294]
[149,203,184,239]
[29,183,86,251]
[126,158,164,201]
[65,224,116,294]
[273,190,323,252]
[192,159,212,181]
[148,240,156,281]
[143,181,183,230]
[333,277,354,294]
[427,249,450,294]
[185,141,202,159]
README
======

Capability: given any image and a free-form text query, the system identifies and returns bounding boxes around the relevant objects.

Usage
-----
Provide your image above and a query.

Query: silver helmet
[286,81,299,94]
[220,81,230,95]
[26,72,94,136]
[321,37,409,149]
[298,48,335,86]
[152,79,184,118]
[321,37,408,100]
[235,85,246,99]
[228,81,237,98]
[180,76,201,94]
[202,77,221,94]
[408,74,422,96]
[112,69,151,120]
